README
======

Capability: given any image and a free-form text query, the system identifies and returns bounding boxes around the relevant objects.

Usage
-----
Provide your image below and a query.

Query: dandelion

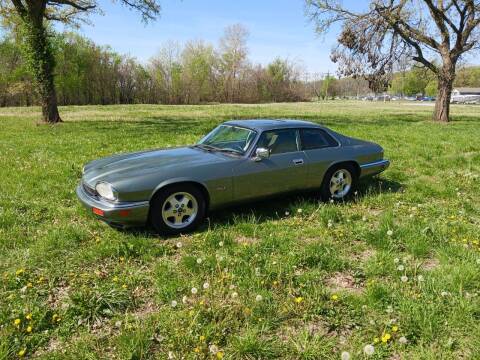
[397,265,405,271]
[26,326,32,333]
[191,287,198,295]
[194,347,201,353]
[171,300,178,308]
[203,282,210,290]
[182,295,188,304]
[341,351,351,360]
[196,258,203,264]
[52,314,60,322]
[392,325,399,332]
[25,314,32,321]
[401,275,408,283]
[373,337,380,343]
[387,230,393,236]
[399,336,408,344]
[209,344,219,354]
[363,344,375,356]
[26,282,33,288]
[122,284,128,289]
[231,292,238,298]
[176,242,182,248]
[381,333,391,343]
[331,294,339,301]
[216,352,224,359]
[14,318,21,326]
[18,349,26,357]
[394,258,400,264]
[295,296,304,304]
[255,294,263,302]
[119,256,125,262]
[16,268,25,276]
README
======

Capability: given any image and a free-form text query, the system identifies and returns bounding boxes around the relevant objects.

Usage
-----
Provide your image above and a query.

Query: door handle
[293,159,304,165]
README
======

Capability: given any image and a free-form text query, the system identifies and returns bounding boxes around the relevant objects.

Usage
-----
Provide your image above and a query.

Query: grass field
[1,101,479,359]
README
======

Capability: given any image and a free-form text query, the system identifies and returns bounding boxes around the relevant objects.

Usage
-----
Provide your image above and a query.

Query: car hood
[82,146,226,186]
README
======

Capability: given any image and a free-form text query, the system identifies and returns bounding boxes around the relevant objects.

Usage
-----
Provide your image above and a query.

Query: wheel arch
[149,179,211,210]
[327,160,361,179]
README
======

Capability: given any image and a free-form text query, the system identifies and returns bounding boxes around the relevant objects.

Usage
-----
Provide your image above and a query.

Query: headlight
[95,182,117,201]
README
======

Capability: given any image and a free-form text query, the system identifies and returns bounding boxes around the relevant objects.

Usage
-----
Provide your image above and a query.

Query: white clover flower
[176,242,182,249]
[441,291,449,297]
[397,265,405,271]
[219,241,224,247]
[399,336,408,344]
[401,275,408,283]
[171,300,178,308]
[255,294,263,302]
[297,208,303,213]
[168,351,174,359]
[386,305,393,313]
[209,344,219,354]
[196,258,203,264]
[387,229,393,236]
[203,282,210,290]
[417,275,424,282]
[182,295,188,304]
[362,216,367,221]
[369,319,375,325]
[330,199,334,203]
[363,344,375,356]
[341,351,351,360]
[191,287,198,295]
[285,211,290,216]
[394,257,400,264]
[231,291,238,298]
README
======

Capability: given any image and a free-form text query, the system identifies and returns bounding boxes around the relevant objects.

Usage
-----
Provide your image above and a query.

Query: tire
[150,184,206,235]
[320,163,357,202]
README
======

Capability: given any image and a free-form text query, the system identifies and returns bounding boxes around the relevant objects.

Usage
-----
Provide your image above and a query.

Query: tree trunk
[433,63,455,122]
[21,18,62,123]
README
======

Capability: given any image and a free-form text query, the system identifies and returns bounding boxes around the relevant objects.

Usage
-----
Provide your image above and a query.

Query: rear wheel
[321,164,357,201]
[150,184,206,235]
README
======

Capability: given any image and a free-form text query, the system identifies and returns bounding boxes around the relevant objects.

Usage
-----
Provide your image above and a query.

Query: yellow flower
[122,284,127,289]
[16,269,25,276]
[373,337,380,344]
[330,294,339,301]
[25,314,32,321]
[199,335,206,342]
[216,351,224,359]
[26,282,33,288]
[194,346,201,353]
[392,325,399,332]
[119,256,125,262]
[273,281,278,286]
[381,333,391,343]
[52,314,60,322]
[14,318,21,326]
[18,348,26,357]
[26,326,32,333]
[112,276,118,282]
[295,297,304,304]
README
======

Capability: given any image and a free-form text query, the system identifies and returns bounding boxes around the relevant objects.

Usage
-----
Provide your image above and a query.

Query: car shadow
[118,177,403,238]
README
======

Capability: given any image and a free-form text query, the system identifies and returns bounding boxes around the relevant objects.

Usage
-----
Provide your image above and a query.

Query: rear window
[300,129,339,150]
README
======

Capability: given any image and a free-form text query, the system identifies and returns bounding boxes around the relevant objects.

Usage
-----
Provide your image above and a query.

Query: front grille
[82,182,97,197]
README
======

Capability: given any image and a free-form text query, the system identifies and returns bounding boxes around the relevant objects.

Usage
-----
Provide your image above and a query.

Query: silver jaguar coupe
[77,119,389,235]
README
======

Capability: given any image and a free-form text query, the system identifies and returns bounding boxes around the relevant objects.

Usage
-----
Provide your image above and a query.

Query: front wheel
[150,184,206,235]
[320,164,357,201]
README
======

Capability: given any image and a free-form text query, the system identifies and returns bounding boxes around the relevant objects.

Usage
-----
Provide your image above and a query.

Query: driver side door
[232,128,308,201]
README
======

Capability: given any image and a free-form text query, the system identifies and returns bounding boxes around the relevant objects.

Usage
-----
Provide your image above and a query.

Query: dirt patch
[47,282,71,310]
[351,249,376,262]
[421,258,440,271]
[235,235,259,245]
[325,272,364,294]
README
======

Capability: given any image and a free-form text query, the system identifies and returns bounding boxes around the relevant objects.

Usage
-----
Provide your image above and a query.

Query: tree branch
[47,0,96,11]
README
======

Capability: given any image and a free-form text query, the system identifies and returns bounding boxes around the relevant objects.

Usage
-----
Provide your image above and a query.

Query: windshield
[197,125,256,154]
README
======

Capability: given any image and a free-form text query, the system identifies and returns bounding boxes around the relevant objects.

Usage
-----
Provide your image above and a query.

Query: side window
[300,129,339,150]
[257,129,299,155]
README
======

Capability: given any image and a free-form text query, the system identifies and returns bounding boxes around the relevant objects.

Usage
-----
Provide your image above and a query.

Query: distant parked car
[77,120,390,235]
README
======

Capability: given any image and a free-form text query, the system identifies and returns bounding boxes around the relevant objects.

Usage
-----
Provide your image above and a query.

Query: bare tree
[0,0,160,123]
[306,0,480,122]
[219,24,249,102]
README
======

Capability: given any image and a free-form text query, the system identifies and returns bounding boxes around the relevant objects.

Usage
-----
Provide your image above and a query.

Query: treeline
[0,25,313,107]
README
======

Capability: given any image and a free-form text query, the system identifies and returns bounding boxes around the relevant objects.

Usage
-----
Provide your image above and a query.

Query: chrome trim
[360,159,390,169]
[77,184,149,210]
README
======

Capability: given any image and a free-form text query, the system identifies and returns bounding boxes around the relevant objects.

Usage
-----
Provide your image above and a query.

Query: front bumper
[76,184,150,227]
[360,159,390,177]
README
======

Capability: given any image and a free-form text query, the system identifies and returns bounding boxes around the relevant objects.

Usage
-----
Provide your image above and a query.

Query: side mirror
[254,147,270,161]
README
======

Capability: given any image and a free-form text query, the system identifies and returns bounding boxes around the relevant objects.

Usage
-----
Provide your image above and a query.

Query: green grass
[1,101,479,359]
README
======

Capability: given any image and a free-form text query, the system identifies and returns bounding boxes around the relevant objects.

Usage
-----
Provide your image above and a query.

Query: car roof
[223,119,324,132]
